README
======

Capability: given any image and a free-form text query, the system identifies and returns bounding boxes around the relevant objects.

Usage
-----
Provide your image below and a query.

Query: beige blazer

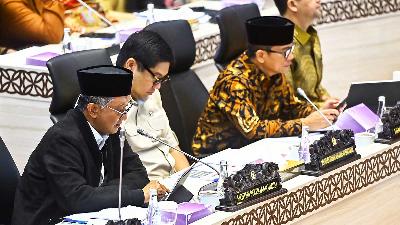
[125,90,179,180]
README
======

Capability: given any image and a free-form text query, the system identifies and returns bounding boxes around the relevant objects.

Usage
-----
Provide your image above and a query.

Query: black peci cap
[246,16,294,46]
[77,65,133,97]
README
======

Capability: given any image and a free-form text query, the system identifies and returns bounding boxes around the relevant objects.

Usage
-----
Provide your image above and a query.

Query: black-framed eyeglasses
[142,64,170,86]
[105,98,135,120]
[264,45,295,59]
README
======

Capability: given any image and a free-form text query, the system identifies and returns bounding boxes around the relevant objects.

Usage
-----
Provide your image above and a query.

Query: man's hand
[302,109,339,130]
[321,97,340,110]
[142,180,169,203]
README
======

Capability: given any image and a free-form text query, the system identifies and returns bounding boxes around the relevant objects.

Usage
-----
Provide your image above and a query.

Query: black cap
[77,65,133,97]
[246,16,294,46]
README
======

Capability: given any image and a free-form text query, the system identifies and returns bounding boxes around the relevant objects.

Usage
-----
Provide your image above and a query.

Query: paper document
[64,205,147,223]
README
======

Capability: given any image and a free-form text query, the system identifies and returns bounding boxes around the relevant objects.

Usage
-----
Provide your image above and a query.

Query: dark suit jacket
[12,109,149,225]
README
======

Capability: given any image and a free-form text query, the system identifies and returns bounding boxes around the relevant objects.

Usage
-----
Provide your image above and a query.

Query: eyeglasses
[264,45,295,59]
[142,64,170,86]
[105,99,135,120]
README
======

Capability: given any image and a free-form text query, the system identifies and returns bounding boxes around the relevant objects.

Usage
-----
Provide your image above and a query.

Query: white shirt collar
[87,122,109,150]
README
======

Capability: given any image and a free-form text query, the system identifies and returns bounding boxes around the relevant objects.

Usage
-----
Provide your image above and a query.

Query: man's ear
[287,0,298,13]
[86,103,101,119]
[124,58,138,73]
[255,49,266,64]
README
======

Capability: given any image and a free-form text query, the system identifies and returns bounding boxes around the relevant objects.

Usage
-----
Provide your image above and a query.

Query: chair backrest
[46,49,112,123]
[145,20,209,157]
[0,137,20,225]
[124,0,165,12]
[214,3,260,71]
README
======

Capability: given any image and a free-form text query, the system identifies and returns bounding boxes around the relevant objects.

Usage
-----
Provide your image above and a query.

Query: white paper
[65,205,147,223]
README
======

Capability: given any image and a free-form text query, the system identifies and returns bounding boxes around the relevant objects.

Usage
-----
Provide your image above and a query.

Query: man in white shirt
[116,30,190,180]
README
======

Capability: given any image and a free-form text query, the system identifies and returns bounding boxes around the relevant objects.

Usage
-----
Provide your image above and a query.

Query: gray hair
[75,94,114,111]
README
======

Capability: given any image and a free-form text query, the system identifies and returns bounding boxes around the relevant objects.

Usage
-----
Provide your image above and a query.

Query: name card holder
[301,130,361,177]
[375,104,400,144]
[216,162,287,212]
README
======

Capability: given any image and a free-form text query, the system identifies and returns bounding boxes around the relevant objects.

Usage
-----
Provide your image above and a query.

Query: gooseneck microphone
[117,126,125,222]
[75,0,114,27]
[297,87,334,127]
[136,128,220,175]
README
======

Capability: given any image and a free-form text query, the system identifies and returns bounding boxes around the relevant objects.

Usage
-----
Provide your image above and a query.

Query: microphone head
[119,122,126,139]
[297,87,306,97]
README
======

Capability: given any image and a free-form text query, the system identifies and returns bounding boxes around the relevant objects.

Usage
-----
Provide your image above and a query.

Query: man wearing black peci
[12,65,168,225]
[192,16,340,156]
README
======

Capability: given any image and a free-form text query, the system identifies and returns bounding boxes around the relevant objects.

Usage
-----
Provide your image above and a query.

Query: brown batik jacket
[192,53,314,156]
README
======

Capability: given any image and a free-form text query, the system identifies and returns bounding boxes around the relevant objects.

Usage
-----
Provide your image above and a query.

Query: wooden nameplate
[215,188,287,212]
[301,153,361,177]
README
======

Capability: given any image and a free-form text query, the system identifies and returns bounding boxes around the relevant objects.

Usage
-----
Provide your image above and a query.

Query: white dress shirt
[88,122,109,186]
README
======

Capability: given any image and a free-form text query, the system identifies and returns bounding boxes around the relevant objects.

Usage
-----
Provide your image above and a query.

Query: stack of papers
[63,205,147,224]
[137,7,210,23]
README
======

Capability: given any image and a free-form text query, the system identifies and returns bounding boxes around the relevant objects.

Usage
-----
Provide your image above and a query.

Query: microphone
[117,125,125,223]
[137,128,220,175]
[75,0,121,52]
[137,128,221,204]
[297,87,334,127]
[75,0,113,27]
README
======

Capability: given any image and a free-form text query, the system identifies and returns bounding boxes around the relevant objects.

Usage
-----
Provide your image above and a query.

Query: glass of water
[158,201,178,225]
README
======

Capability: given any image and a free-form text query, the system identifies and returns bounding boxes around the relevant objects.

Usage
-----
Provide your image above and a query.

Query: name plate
[394,126,400,135]
[305,129,359,172]
[378,104,400,140]
[320,146,356,168]
[235,179,280,205]
[218,162,284,208]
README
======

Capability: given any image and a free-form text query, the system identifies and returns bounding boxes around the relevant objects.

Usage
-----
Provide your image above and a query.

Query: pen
[63,218,87,224]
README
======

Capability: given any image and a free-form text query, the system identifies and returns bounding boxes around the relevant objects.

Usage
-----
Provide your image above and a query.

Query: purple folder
[335,103,379,133]
[118,27,143,43]
[176,202,213,225]
[26,52,60,67]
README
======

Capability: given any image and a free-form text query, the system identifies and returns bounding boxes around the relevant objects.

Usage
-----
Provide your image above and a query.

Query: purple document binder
[118,28,143,43]
[176,202,213,225]
[26,52,60,67]
[335,103,379,133]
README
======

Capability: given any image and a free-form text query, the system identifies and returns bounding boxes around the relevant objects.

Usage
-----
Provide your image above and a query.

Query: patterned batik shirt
[192,53,315,156]
[285,25,330,108]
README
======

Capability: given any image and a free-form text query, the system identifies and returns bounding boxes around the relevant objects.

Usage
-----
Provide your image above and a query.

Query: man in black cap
[192,16,340,156]
[12,65,168,225]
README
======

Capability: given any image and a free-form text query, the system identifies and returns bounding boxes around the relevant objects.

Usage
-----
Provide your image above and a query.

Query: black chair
[145,20,209,158]
[46,49,113,123]
[214,3,260,71]
[124,0,165,12]
[0,137,20,225]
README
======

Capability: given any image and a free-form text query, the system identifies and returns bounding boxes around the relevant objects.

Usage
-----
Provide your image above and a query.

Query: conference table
[0,1,223,99]
[59,135,400,225]
[1,0,396,101]
[0,0,284,100]
[191,140,400,225]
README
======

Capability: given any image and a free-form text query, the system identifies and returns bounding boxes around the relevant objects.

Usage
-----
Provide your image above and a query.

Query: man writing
[12,65,168,225]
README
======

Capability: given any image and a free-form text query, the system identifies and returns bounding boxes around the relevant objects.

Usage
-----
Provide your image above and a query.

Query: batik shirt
[192,53,314,156]
[285,25,329,108]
